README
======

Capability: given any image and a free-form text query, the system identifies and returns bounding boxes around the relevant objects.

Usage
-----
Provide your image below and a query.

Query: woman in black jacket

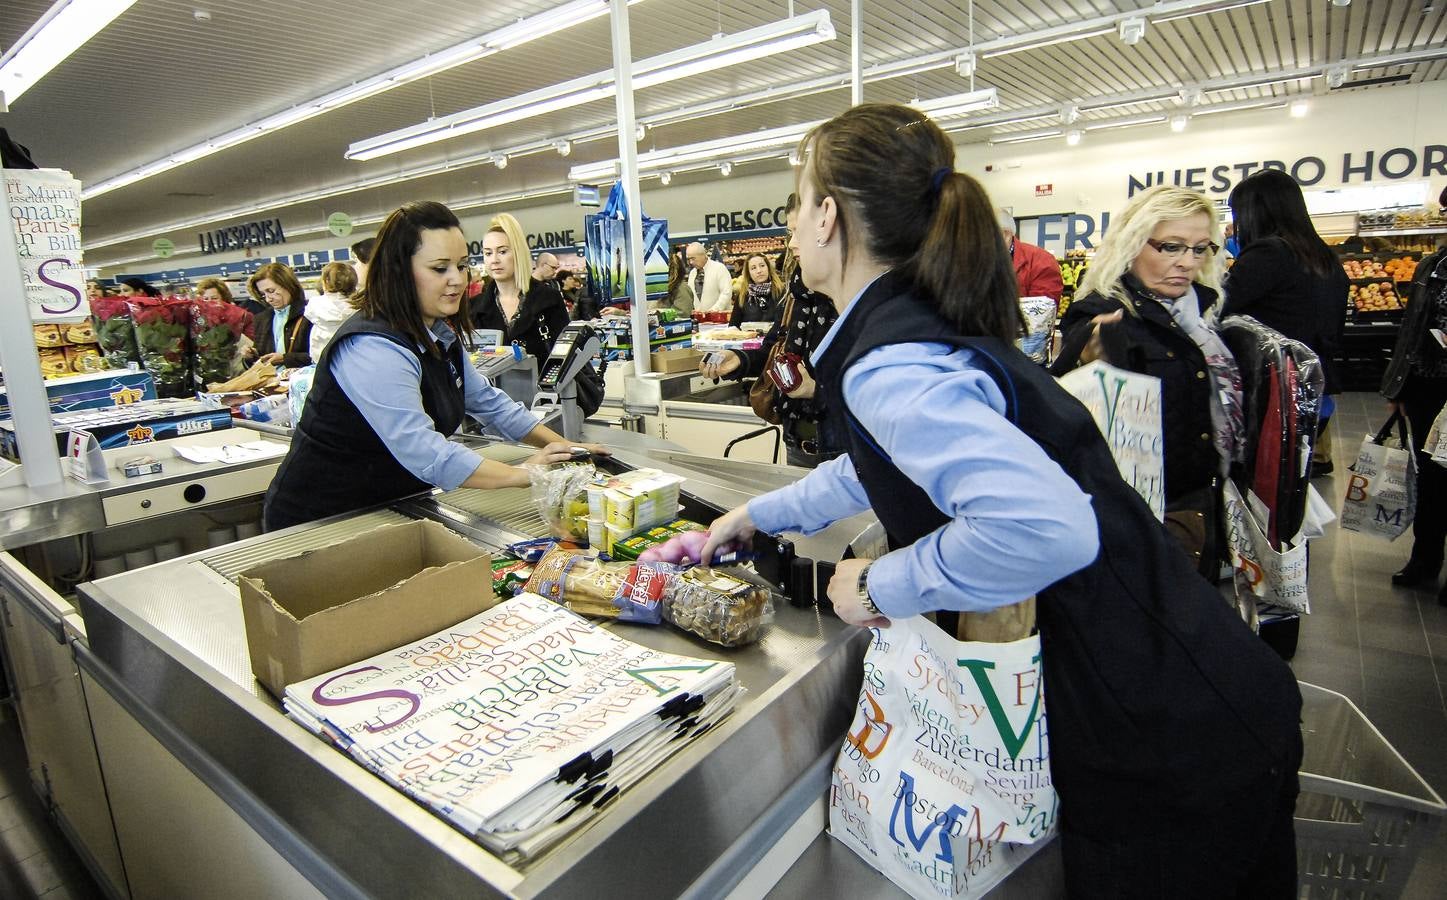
[246,262,313,368]
[1052,185,1242,577]
[1222,169,1348,472]
[471,212,570,364]
[728,253,786,328]
[1381,187,1447,595]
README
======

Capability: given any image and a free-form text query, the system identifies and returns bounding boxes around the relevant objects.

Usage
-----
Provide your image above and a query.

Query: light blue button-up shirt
[329,322,540,491]
[747,277,1099,619]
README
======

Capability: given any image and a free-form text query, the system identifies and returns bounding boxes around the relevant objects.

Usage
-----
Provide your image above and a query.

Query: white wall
[105,80,1447,278]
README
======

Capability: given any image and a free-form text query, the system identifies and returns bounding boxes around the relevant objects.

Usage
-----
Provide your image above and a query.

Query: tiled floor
[0,393,1444,898]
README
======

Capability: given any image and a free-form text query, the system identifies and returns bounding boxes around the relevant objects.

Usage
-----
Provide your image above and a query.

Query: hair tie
[930,166,954,194]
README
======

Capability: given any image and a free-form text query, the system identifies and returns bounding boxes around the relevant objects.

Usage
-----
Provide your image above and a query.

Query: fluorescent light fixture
[1084,114,1167,131]
[1189,99,1287,116]
[1289,99,1310,117]
[1154,0,1270,24]
[1078,92,1177,113]
[347,10,836,161]
[1171,114,1189,132]
[990,130,1064,146]
[915,87,999,118]
[1204,75,1311,94]
[570,119,823,181]
[0,0,141,107]
[81,0,635,199]
[945,113,1056,134]
[1065,129,1083,146]
[984,28,1113,58]
[1351,48,1447,70]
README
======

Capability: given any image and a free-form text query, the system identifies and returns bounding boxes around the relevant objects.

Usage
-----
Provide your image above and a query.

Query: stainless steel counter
[75,437,875,898]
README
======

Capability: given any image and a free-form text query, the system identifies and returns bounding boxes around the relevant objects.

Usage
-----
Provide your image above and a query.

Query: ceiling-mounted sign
[1034,184,1054,197]
[152,238,175,258]
[198,218,287,255]
[327,212,354,237]
[5,168,86,324]
[575,184,601,208]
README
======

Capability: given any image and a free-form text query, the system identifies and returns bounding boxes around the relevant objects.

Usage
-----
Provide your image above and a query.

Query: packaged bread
[524,548,631,619]
[65,320,98,344]
[33,324,64,347]
[38,348,70,377]
[662,567,773,647]
[65,345,105,374]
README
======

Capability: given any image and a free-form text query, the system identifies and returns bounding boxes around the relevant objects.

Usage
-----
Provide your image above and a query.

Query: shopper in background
[658,245,695,316]
[306,261,359,363]
[532,251,561,286]
[471,213,570,365]
[195,277,233,305]
[264,201,603,531]
[246,262,313,368]
[1222,169,1348,475]
[565,271,601,321]
[997,208,1063,301]
[1051,186,1241,579]
[350,237,376,285]
[1224,222,1241,258]
[701,103,1301,897]
[86,279,107,300]
[117,277,160,298]
[1381,183,1447,595]
[686,241,733,312]
[729,253,785,328]
[700,194,839,467]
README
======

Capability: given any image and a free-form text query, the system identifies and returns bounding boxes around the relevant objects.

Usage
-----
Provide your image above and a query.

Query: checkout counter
[0,385,1063,899]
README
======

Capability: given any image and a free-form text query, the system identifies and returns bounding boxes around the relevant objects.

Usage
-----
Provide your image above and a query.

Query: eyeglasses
[1145,238,1219,259]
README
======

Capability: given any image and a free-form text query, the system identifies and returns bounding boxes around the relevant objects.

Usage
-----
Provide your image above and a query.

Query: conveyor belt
[201,509,412,581]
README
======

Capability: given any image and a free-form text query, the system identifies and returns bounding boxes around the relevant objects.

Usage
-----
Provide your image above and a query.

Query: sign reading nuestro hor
[197,217,287,254]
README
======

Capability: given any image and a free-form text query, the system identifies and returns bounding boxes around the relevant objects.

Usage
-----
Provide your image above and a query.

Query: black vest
[815,273,1302,832]
[263,315,467,531]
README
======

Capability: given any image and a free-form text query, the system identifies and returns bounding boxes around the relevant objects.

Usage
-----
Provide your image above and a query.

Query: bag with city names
[1222,479,1310,614]
[1057,359,1165,521]
[1340,413,1416,541]
[828,616,1054,900]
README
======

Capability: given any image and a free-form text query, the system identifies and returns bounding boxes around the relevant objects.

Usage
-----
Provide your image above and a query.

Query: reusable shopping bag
[1340,413,1416,540]
[1057,359,1164,520]
[1223,479,1310,614]
[1425,404,1447,467]
[829,615,1054,900]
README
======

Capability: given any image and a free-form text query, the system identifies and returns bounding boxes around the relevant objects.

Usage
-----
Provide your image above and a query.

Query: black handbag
[574,356,607,418]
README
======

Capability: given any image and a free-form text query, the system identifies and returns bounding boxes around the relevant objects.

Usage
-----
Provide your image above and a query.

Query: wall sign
[527,229,578,250]
[1035,184,1053,197]
[197,218,287,254]
[327,212,354,237]
[1127,144,1447,197]
[152,238,175,258]
[704,204,790,234]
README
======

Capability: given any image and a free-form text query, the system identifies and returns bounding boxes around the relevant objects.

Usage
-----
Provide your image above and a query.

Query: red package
[767,352,804,392]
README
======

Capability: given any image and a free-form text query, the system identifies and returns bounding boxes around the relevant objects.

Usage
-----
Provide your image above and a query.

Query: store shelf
[1359,227,1447,237]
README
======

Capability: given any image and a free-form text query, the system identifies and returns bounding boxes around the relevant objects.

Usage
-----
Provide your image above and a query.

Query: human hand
[699,504,757,566]
[526,442,586,466]
[1080,309,1124,364]
[700,352,741,380]
[783,368,816,399]
[827,559,890,628]
[259,352,285,366]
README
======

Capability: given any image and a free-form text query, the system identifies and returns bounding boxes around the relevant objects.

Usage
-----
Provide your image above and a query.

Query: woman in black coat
[1381,184,1447,595]
[1221,169,1348,472]
[246,262,313,368]
[1052,185,1242,577]
[470,213,570,364]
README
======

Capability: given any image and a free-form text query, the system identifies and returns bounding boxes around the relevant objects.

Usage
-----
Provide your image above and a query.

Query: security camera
[1118,17,1147,45]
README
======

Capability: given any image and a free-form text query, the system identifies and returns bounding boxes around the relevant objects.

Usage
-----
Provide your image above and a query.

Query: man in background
[533,251,560,285]
[997,208,1063,301]
[686,241,733,313]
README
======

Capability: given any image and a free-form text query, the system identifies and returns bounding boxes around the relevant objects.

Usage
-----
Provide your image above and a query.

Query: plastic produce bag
[190,298,253,390]
[90,296,140,369]
[527,462,596,542]
[128,297,192,397]
[1016,296,1057,365]
[287,365,316,426]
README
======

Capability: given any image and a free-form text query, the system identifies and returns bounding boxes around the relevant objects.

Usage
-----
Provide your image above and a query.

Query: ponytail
[906,172,1024,343]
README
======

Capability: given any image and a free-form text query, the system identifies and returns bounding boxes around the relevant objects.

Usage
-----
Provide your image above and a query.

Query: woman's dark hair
[1228,169,1338,278]
[350,237,377,264]
[120,277,161,297]
[798,103,1022,341]
[355,201,471,355]
[247,263,306,316]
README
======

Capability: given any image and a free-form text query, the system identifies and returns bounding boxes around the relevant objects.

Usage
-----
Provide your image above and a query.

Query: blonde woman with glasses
[1051,185,1243,579]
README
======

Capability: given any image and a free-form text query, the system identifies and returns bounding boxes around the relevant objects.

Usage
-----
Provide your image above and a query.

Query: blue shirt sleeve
[460,356,539,441]
[329,334,483,491]
[847,342,1099,618]
[748,453,873,535]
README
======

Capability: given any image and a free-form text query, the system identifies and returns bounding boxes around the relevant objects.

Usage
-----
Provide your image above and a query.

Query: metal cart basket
[1296,682,1446,898]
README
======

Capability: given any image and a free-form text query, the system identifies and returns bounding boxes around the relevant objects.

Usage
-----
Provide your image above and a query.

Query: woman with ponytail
[701,103,1300,897]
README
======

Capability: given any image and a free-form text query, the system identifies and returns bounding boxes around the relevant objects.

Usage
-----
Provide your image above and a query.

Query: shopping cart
[1296,682,1446,899]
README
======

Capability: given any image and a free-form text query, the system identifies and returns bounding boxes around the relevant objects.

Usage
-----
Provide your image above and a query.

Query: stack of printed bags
[283,592,738,861]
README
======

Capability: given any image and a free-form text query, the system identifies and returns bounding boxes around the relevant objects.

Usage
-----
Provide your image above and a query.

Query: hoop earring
[815,237,828,248]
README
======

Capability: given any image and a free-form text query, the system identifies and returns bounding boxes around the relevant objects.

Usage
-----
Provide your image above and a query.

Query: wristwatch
[856,562,882,616]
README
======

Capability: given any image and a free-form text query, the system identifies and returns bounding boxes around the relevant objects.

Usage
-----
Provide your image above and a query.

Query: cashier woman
[263,201,607,531]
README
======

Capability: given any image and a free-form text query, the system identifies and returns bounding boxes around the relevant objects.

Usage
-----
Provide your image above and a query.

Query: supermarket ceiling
[1,0,1444,268]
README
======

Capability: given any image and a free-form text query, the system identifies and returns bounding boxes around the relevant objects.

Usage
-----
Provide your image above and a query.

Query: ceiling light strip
[80,0,634,199]
[346,10,836,161]
[0,0,142,106]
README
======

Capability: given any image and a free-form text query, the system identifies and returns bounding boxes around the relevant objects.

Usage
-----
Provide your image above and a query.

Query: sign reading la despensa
[198,218,286,254]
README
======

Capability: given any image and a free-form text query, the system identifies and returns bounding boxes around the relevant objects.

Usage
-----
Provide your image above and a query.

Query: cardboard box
[239,520,496,697]
[647,347,703,374]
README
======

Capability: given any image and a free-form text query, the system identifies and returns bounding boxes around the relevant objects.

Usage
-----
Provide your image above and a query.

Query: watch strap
[857,562,882,616]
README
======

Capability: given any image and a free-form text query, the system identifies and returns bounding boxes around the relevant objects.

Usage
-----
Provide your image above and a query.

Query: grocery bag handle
[1373,411,1409,447]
